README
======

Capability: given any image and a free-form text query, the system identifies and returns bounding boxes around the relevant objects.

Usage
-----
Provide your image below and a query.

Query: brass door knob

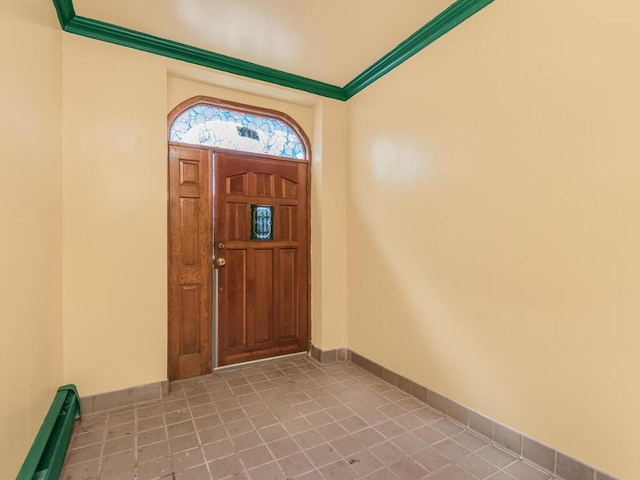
[215,257,226,267]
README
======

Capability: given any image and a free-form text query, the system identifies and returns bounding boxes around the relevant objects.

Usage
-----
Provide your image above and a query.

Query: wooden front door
[215,152,309,366]
[168,146,310,378]
[168,145,212,380]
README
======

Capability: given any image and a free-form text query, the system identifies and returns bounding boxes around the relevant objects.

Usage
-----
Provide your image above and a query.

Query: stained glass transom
[170,104,306,159]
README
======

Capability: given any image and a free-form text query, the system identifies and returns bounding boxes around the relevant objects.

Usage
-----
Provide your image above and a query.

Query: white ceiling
[74,0,456,86]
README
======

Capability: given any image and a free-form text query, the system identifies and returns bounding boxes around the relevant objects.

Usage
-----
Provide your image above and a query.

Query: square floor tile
[61,357,567,480]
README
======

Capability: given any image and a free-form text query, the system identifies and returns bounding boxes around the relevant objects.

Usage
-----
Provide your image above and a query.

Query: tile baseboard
[79,380,169,414]
[81,350,313,414]
[309,344,348,364]
[347,349,618,480]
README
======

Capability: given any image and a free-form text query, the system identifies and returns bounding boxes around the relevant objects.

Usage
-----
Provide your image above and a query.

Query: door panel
[179,285,201,353]
[227,174,248,195]
[278,206,298,240]
[215,153,309,366]
[180,198,201,265]
[253,249,274,345]
[255,173,275,197]
[168,146,212,380]
[226,203,248,240]
[279,249,298,340]
[224,249,248,348]
[281,177,298,199]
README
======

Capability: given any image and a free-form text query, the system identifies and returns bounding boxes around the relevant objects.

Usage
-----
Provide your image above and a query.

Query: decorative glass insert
[251,204,275,241]
[170,104,306,159]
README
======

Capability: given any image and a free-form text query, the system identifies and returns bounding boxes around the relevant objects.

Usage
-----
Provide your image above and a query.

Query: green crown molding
[52,0,494,102]
[60,14,346,101]
[343,0,495,100]
[53,0,74,27]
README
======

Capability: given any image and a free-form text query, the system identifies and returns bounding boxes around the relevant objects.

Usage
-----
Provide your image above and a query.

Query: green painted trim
[16,385,80,480]
[51,0,494,101]
[52,0,345,101]
[343,0,495,100]
[52,0,74,27]
[65,16,346,100]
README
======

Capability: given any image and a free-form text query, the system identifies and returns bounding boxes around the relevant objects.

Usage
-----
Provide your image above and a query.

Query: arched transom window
[169,102,307,160]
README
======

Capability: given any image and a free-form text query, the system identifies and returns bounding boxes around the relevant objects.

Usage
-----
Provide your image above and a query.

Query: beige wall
[312,100,349,350]
[15,0,636,476]
[346,1,640,478]
[62,36,168,395]
[0,2,63,476]
[61,37,348,396]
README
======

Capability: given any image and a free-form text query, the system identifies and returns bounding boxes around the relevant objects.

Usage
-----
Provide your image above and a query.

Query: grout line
[165,382,183,477]
[65,355,612,480]
[345,360,544,479]
[180,379,216,479]
[133,402,139,478]
[97,411,107,477]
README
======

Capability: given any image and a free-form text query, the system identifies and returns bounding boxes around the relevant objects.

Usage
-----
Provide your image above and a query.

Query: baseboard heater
[16,385,80,480]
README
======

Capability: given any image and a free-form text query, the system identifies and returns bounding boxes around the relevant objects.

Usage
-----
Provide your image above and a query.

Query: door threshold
[213,351,309,372]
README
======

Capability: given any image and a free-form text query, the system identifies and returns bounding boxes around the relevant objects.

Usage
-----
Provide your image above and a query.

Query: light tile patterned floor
[60,357,553,480]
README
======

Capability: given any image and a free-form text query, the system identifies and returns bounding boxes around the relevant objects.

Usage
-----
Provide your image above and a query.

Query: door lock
[215,257,226,267]
[217,241,226,249]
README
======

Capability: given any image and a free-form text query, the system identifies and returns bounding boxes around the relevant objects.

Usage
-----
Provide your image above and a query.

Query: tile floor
[60,357,554,480]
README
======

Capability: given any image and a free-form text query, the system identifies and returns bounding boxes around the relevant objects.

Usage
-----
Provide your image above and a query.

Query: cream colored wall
[0,2,63,476]
[62,36,168,396]
[312,100,349,350]
[8,0,632,476]
[346,1,640,478]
